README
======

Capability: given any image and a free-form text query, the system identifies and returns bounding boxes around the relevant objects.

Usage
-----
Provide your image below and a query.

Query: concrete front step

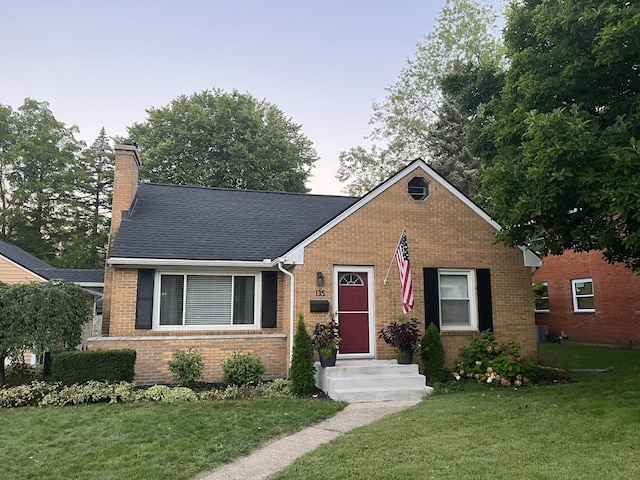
[315,359,434,403]
[329,386,431,403]
[327,373,427,390]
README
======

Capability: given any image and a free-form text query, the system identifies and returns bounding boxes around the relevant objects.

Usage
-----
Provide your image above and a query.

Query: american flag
[395,230,414,314]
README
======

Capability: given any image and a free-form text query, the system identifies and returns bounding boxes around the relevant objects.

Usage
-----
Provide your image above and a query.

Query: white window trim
[534,281,550,313]
[153,270,262,331]
[572,278,595,313]
[438,269,478,331]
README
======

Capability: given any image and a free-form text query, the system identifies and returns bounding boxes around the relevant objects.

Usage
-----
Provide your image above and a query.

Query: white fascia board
[75,282,104,288]
[107,257,279,269]
[283,247,304,265]
[520,247,543,267]
[81,288,104,297]
[281,160,503,259]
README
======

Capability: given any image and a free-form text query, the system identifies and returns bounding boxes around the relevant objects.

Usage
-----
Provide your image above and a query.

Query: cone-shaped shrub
[420,323,445,384]
[290,314,316,396]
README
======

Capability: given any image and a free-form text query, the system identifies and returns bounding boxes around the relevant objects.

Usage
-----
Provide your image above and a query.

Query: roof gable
[282,159,503,260]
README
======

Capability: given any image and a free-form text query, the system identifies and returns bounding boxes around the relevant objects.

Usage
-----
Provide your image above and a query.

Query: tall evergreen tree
[63,128,114,268]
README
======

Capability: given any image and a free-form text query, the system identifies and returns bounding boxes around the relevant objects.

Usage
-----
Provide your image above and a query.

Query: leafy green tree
[0,281,91,386]
[338,0,503,197]
[0,99,83,264]
[128,89,318,192]
[471,0,640,270]
[0,104,15,239]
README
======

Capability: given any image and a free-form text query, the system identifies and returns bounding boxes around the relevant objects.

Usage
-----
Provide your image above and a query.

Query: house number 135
[315,289,326,296]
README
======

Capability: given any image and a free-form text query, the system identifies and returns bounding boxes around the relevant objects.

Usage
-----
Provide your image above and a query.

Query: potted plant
[378,317,420,364]
[312,317,341,367]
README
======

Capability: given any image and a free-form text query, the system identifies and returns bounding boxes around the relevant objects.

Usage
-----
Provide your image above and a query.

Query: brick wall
[101,144,140,335]
[91,265,293,383]
[292,167,536,365]
[87,334,288,385]
[535,250,640,346]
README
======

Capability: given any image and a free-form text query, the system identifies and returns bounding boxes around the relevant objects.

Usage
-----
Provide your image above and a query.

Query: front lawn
[0,398,344,480]
[274,344,640,480]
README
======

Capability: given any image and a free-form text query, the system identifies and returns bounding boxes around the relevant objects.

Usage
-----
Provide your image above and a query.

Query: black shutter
[476,268,493,331]
[423,268,440,329]
[135,269,155,330]
[261,271,278,328]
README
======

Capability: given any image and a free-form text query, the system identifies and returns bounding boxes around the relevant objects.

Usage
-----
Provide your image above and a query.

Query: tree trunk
[0,354,6,387]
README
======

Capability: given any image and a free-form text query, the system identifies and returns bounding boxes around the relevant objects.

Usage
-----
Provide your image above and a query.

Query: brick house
[91,144,541,385]
[534,250,640,346]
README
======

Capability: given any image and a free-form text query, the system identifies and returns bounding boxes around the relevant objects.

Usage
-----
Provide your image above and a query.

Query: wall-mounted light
[316,272,325,287]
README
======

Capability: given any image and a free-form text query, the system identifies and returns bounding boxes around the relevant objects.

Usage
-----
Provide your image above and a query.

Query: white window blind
[185,275,232,326]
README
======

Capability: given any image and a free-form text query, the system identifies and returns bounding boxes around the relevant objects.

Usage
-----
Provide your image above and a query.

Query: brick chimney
[101,142,141,335]
[108,143,141,252]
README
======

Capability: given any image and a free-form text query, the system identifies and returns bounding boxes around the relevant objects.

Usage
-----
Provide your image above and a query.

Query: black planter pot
[397,348,413,365]
[319,349,337,367]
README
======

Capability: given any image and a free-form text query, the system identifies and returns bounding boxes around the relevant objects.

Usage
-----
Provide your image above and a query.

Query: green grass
[274,344,640,480]
[0,398,344,480]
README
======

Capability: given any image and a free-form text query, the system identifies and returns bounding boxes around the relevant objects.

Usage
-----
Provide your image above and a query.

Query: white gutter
[277,259,295,367]
[107,257,280,268]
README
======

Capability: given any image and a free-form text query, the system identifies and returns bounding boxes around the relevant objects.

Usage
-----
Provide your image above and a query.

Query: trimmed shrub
[51,349,136,385]
[420,324,446,384]
[221,351,265,386]
[290,315,316,396]
[167,348,205,388]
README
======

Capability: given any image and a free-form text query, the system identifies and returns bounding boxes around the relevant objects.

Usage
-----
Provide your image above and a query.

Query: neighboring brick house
[92,144,541,384]
[0,240,105,361]
[534,250,640,346]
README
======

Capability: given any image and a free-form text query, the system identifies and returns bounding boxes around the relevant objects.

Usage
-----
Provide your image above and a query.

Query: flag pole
[383,227,406,285]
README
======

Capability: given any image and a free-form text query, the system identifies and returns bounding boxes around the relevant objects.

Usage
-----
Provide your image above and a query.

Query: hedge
[51,349,136,385]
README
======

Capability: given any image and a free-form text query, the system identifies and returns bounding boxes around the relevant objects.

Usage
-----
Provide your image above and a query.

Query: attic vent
[408,177,429,200]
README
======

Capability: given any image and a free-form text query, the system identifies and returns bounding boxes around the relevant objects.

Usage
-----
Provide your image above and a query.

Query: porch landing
[315,359,434,403]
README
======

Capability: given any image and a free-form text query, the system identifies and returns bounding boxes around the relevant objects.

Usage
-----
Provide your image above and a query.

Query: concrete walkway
[198,399,421,480]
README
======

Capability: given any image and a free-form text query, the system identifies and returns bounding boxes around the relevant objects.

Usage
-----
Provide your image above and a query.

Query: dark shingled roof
[42,268,105,284]
[0,240,104,284]
[0,240,53,275]
[110,183,360,261]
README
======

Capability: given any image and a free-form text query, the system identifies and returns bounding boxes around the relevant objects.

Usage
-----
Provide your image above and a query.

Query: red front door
[337,271,370,354]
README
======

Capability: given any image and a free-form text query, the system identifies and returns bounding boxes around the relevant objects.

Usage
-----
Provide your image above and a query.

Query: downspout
[277,259,295,367]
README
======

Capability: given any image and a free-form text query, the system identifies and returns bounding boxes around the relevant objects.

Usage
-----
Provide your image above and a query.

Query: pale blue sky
[1,0,502,194]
